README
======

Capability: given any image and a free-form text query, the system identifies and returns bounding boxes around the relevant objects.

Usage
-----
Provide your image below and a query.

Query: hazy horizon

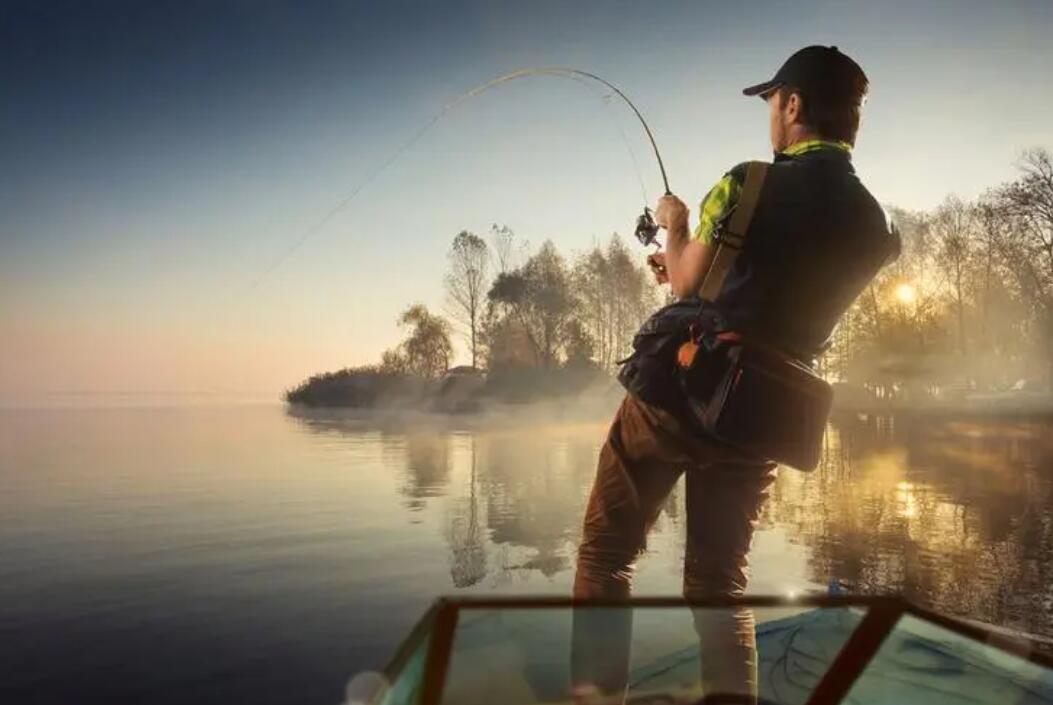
[4,0,1053,401]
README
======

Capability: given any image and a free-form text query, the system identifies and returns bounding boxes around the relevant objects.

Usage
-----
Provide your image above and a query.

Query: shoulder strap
[698,161,770,302]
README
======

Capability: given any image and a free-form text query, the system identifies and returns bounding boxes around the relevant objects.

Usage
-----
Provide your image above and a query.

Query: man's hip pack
[616,298,832,471]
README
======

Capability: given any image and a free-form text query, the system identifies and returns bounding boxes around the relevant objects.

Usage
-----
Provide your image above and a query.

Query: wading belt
[698,161,770,302]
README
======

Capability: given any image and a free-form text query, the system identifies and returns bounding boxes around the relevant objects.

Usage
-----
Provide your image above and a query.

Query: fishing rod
[251,67,670,288]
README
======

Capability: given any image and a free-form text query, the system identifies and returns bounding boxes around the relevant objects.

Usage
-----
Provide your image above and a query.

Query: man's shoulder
[723,160,768,183]
[695,160,773,244]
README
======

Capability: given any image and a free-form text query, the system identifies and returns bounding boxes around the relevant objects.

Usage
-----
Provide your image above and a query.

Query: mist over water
[2,403,1052,703]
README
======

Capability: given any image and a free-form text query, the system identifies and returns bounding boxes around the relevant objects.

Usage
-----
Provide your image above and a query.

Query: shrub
[284,365,433,408]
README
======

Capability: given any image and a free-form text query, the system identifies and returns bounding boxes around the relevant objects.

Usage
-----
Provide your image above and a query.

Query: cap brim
[742,79,781,97]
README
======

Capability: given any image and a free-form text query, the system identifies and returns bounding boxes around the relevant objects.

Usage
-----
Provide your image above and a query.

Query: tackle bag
[677,334,833,470]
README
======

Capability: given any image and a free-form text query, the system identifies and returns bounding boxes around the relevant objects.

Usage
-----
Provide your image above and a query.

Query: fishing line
[571,76,651,205]
[249,67,670,288]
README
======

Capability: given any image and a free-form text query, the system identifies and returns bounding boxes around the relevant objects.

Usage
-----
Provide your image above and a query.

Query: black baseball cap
[742,45,867,101]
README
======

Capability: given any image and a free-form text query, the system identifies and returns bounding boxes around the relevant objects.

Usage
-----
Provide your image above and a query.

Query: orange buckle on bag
[677,340,699,368]
[680,329,743,368]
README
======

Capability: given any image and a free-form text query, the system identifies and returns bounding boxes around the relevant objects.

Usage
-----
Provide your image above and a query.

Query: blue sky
[2,0,1052,400]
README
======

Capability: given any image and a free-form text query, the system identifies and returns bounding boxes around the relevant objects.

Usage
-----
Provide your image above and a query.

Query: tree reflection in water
[287,407,1053,639]
[442,427,648,588]
[446,435,486,587]
[393,432,452,512]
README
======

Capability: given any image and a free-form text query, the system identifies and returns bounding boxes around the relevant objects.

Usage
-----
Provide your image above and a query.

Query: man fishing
[572,46,900,701]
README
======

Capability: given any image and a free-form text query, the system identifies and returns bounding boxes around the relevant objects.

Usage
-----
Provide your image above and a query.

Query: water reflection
[288,408,1053,640]
[446,436,485,587]
[773,413,1053,638]
[395,433,452,511]
[7,406,1052,705]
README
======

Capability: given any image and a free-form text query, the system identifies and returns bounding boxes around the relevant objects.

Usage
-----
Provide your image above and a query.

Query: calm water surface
[2,403,1052,703]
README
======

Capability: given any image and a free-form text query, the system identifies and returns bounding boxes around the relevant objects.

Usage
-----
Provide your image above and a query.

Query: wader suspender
[698,161,770,302]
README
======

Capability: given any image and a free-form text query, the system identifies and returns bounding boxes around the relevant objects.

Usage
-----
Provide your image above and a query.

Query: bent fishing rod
[463,68,670,248]
[251,67,671,288]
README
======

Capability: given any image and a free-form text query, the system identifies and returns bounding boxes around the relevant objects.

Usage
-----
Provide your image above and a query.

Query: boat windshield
[370,596,1053,705]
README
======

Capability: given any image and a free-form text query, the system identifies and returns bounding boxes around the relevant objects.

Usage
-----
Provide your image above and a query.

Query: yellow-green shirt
[693,139,852,244]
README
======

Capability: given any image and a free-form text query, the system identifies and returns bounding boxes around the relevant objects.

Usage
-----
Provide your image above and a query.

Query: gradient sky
[3,0,1052,403]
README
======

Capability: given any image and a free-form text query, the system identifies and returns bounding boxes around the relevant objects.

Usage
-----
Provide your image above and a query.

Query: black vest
[714,148,899,358]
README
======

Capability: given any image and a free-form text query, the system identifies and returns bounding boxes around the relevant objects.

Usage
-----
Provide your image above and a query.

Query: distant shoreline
[0,392,280,411]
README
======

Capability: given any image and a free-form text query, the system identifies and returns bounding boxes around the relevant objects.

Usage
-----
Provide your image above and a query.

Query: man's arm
[652,169,744,299]
[658,199,718,299]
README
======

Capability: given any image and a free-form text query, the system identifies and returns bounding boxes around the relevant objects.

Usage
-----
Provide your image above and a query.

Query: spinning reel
[634,184,674,248]
[634,206,660,247]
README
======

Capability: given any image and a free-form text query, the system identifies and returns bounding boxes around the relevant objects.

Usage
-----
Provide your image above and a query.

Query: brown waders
[571,393,777,702]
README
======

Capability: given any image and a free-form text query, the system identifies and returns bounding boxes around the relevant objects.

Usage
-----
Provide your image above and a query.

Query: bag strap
[698,161,770,302]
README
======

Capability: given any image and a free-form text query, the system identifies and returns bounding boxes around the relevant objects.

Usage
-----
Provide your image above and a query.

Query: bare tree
[991,148,1053,385]
[931,196,975,358]
[444,231,490,368]
[489,224,515,275]
[999,149,1053,309]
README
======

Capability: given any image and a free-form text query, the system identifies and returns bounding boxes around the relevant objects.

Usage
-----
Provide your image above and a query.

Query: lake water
[2,402,1052,704]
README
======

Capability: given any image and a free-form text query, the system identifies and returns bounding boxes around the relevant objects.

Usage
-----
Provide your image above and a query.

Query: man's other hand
[654,194,689,235]
[646,252,669,285]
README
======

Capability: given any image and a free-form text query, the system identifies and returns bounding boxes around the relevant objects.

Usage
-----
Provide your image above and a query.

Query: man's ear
[786,91,802,123]
[787,92,808,126]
